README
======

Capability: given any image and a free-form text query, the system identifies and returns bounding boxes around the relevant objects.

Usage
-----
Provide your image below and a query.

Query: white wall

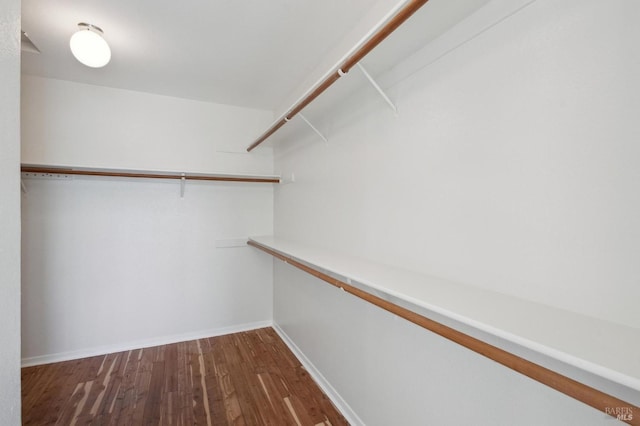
[21,78,275,363]
[22,76,274,174]
[0,0,22,423]
[22,178,273,362]
[273,0,639,424]
[275,0,640,328]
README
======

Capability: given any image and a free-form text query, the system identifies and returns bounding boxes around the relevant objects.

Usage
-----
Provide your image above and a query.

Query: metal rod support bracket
[356,63,397,115]
[298,114,328,143]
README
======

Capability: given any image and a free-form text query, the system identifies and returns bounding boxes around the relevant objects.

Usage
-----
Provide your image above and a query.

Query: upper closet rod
[21,165,280,183]
[246,0,429,152]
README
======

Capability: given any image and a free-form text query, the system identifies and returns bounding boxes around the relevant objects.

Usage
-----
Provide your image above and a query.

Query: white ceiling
[21,0,388,110]
[21,0,491,111]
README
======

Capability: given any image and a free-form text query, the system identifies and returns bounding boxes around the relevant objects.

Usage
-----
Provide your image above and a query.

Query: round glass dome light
[70,23,111,68]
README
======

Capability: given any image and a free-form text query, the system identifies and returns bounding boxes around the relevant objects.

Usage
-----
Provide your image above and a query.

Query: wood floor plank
[187,339,210,425]
[112,348,145,425]
[94,352,126,423]
[22,327,348,425]
[91,353,122,417]
[208,336,233,425]
[176,341,195,426]
[202,338,228,425]
[142,360,165,424]
[25,361,76,424]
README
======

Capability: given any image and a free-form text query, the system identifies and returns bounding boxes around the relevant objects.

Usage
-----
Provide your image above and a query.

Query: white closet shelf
[248,236,640,415]
[21,164,280,183]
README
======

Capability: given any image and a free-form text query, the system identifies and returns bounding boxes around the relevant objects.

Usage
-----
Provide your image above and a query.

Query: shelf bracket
[298,113,328,143]
[21,179,27,194]
[356,63,397,115]
[280,172,296,185]
[180,173,186,198]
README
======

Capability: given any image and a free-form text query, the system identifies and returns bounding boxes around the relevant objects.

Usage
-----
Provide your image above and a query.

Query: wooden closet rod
[21,166,280,184]
[246,0,429,152]
[247,239,640,425]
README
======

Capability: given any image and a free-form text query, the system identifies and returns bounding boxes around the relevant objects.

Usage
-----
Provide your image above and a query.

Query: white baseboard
[21,320,273,367]
[272,322,364,426]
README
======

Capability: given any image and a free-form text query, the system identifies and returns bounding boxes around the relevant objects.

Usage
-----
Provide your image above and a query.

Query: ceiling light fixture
[69,23,111,68]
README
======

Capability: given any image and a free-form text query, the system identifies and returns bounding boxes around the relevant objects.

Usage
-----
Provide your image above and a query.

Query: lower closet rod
[21,165,280,184]
[247,239,639,425]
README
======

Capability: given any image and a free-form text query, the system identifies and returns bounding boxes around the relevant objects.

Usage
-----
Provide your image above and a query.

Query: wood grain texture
[246,0,430,152]
[247,239,640,425]
[22,328,348,426]
[285,73,342,123]
[246,119,288,152]
[341,0,429,73]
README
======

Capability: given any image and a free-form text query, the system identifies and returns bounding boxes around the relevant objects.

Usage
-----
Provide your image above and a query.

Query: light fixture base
[77,22,104,35]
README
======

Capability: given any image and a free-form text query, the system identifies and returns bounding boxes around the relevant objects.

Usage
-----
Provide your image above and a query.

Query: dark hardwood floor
[22,327,348,425]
